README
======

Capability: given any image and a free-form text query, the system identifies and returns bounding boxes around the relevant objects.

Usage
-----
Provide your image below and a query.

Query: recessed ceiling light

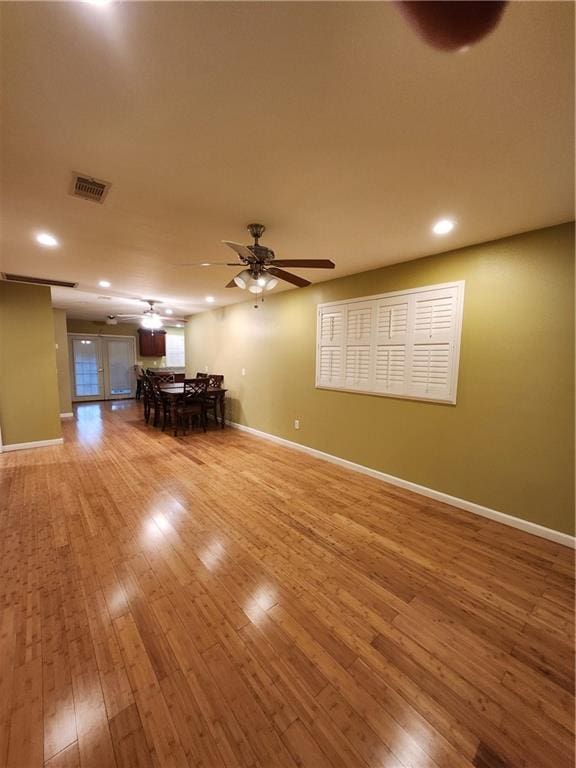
[432,218,455,235]
[36,232,59,247]
[205,296,215,303]
[83,0,113,6]
[98,280,111,288]
[176,324,183,328]
[201,263,211,267]
[165,308,173,314]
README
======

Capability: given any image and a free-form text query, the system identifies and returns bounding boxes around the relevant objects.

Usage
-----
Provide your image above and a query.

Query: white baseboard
[60,412,74,420]
[228,421,575,549]
[2,437,64,453]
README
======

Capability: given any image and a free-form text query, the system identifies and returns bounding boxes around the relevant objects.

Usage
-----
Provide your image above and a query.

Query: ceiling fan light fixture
[248,280,263,295]
[255,274,278,292]
[141,313,163,329]
[233,269,252,289]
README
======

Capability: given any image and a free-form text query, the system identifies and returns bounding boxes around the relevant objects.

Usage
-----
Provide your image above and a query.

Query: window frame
[165,332,186,368]
[316,281,465,405]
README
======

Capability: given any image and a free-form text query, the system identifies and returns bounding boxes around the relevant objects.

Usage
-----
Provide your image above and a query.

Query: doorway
[69,334,136,402]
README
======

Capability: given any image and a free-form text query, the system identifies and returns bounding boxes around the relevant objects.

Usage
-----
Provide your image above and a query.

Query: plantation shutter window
[409,286,459,400]
[316,282,464,404]
[344,302,374,389]
[373,297,410,395]
[317,304,346,387]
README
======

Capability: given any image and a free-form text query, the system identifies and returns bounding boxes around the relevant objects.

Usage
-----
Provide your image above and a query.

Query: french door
[69,334,136,401]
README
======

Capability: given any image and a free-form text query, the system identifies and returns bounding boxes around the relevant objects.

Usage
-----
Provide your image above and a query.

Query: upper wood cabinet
[137,328,166,357]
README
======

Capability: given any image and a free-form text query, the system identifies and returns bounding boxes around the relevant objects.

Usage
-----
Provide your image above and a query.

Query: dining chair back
[184,377,209,399]
[207,374,224,389]
[175,378,209,435]
[141,373,153,423]
[196,372,209,378]
[149,376,171,429]
[150,372,175,385]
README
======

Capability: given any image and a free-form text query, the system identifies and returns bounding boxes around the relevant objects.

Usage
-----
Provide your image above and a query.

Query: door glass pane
[106,339,134,395]
[72,339,101,397]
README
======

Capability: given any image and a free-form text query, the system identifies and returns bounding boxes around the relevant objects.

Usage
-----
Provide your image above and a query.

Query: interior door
[70,335,105,401]
[103,337,135,399]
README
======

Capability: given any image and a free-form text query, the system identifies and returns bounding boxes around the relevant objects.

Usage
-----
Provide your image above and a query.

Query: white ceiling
[0,1,573,322]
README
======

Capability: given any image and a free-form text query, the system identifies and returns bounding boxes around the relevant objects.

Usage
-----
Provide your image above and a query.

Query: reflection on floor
[0,401,574,768]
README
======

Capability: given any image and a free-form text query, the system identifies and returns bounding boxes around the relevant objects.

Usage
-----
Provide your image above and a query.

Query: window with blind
[316,281,465,404]
[165,333,185,367]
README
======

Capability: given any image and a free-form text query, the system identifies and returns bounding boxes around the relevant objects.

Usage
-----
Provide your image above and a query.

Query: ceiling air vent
[1,273,78,288]
[70,172,111,203]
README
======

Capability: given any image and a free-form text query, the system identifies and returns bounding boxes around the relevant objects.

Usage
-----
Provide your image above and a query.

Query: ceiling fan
[182,224,335,293]
[108,300,185,329]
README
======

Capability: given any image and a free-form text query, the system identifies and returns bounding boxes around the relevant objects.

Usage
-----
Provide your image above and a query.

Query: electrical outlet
[294,419,300,430]
[241,368,246,376]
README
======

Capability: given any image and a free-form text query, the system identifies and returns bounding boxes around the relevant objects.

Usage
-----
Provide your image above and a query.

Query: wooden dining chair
[175,378,208,436]
[203,374,224,425]
[150,376,171,430]
[196,372,209,378]
[151,372,175,385]
[142,373,154,423]
[135,366,145,400]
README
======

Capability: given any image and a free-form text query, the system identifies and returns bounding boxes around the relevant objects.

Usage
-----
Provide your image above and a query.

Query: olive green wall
[66,320,184,369]
[53,309,72,414]
[186,223,575,536]
[0,282,61,446]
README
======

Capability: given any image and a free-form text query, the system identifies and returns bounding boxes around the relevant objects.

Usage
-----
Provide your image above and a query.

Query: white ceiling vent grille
[70,173,111,203]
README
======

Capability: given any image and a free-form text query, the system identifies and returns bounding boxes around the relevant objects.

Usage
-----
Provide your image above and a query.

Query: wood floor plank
[0,400,573,768]
[44,741,81,768]
[108,703,154,768]
[7,656,44,768]
[0,606,17,767]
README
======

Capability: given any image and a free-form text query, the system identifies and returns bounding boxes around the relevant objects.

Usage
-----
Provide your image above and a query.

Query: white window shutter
[344,302,374,389]
[346,304,373,343]
[408,343,452,399]
[316,305,346,387]
[317,282,464,404]
[408,286,459,401]
[319,306,345,345]
[345,346,371,388]
[373,297,410,395]
[413,287,457,343]
[376,298,409,340]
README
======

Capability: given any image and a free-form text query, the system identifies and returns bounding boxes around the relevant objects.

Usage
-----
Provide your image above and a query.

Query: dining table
[160,384,228,432]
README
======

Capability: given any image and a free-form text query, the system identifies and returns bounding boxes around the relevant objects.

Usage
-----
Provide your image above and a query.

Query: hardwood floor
[0,401,573,768]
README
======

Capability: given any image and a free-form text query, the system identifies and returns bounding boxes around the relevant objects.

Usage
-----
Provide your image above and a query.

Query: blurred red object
[396,1,508,51]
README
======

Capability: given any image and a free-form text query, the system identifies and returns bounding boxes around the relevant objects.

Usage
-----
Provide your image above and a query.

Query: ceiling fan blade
[271,259,335,269]
[175,261,235,267]
[222,241,255,262]
[267,267,311,288]
[225,278,239,288]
